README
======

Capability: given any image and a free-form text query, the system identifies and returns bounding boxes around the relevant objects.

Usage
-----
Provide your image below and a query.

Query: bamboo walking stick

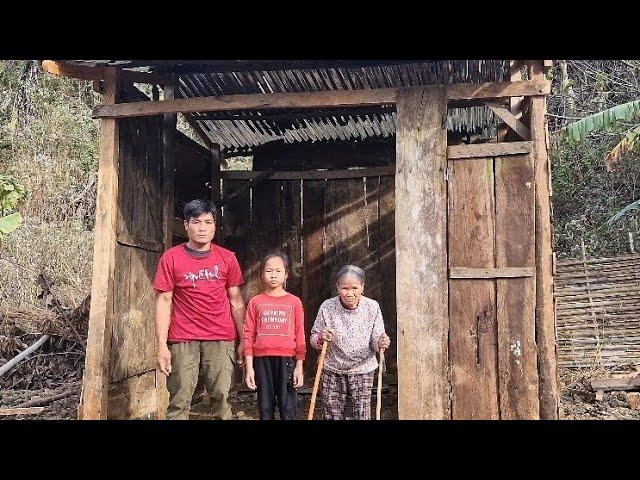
[376,348,385,420]
[307,341,329,420]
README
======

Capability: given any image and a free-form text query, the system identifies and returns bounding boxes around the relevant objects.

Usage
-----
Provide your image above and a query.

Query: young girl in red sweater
[243,252,306,420]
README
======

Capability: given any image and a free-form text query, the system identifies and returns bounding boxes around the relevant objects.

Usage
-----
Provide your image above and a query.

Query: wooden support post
[529,61,560,419]
[395,87,449,419]
[79,67,121,419]
[156,74,176,419]
[509,60,524,119]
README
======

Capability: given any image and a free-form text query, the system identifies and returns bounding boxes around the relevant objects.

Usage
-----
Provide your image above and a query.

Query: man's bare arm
[155,291,173,375]
[227,286,246,365]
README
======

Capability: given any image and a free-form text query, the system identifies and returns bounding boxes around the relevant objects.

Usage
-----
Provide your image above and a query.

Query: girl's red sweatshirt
[243,292,306,360]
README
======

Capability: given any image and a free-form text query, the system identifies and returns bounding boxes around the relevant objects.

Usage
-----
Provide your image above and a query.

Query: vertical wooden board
[162,78,176,249]
[324,178,351,292]
[116,119,134,240]
[110,244,132,382]
[448,157,499,419]
[495,153,540,419]
[302,179,326,378]
[130,250,158,376]
[363,177,382,309]
[110,247,159,382]
[108,370,157,420]
[80,68,120,419]
[377,175,397,374]
[144,250,162,368]
[530,61,559,419]
[220,179,251,276]
[395,86,449,419]
[246,180,283,302]
[345,178,369,269]
[144,116,164,244]
[131,122,149,240]
[281,180,303,298]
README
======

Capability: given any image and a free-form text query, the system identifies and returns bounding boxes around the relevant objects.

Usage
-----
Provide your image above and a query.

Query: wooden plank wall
[448,155,500,419]
[107,113,164,419]
[555,253,640,368]
[447,150,539,419]
[219,175,396,379]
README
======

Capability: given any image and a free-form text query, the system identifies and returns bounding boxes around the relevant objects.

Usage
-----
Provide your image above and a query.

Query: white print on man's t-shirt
[184,265,222,287]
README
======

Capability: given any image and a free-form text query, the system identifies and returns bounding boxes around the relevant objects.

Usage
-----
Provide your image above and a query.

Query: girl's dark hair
[183,199,218,222]
[260,251,290,273]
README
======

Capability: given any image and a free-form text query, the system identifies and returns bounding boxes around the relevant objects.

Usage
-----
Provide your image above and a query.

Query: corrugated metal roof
[68,60,509,154]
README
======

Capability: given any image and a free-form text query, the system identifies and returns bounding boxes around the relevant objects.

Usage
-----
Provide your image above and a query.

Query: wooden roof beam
[42,60,166,86]
[92,79,550,119]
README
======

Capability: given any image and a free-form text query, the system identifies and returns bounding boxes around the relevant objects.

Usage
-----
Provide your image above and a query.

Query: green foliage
[0,174,26,238]
[606,198,640,227]
[0,212,22,235]
[562,100,640,142]
[0,174,25,212]
[551,134,640,258]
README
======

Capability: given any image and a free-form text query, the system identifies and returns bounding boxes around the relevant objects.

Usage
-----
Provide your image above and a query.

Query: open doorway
[174,133,399,419]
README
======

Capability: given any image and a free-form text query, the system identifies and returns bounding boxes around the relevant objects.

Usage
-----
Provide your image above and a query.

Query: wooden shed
[43,59,558,420]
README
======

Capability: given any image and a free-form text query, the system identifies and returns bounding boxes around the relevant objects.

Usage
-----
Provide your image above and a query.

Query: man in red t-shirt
[154,199,246,420]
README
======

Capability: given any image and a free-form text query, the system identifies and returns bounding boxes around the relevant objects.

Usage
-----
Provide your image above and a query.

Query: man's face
[184,212,216,244]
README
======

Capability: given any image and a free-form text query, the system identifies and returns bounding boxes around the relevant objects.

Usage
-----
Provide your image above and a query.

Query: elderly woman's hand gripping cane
[376,332,391,420]
[307,327,335,420]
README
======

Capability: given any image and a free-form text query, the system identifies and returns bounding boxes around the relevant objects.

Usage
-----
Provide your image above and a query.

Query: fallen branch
[0,334,50,377]
[0,407,45,416]
[15,381,81,408]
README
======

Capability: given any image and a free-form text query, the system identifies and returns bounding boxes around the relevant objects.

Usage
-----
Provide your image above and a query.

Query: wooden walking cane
[307,341,329,420]
[376,348,385,420]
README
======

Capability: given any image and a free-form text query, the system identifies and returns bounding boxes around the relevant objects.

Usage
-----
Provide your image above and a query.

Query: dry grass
[0,61,98,310]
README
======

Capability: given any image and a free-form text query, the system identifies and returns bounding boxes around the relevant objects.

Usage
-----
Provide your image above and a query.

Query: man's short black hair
[183,199,218,222]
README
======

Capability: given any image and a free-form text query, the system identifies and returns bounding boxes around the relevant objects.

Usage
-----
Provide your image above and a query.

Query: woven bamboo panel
[555,253,640,368]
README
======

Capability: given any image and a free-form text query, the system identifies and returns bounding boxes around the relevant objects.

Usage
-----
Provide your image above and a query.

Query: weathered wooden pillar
[79,67,121,419]
[395,86,450,419]
[529,60,560,419]
[156,74,176,419]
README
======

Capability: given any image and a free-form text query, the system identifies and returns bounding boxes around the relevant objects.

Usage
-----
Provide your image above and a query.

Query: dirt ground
[2,368,639,420]
[558,366,640,420]
[191,385,399,420]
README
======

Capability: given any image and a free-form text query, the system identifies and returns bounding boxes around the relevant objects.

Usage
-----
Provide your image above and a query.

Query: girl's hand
[245,368,257,390]
[322,327,336,342]
[293,365,304,388]
[378,333,390,350]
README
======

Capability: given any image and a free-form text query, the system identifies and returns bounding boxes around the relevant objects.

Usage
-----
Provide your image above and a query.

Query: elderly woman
[310,265,390,420]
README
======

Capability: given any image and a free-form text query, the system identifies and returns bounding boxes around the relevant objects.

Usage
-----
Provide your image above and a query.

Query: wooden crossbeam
[220,166,395,180]
[450,267,534,279]
[447,141,532,160]
[445,79,550,101]
[486,102,531,140]
[42,60,165,86]
[91,80,551,119]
